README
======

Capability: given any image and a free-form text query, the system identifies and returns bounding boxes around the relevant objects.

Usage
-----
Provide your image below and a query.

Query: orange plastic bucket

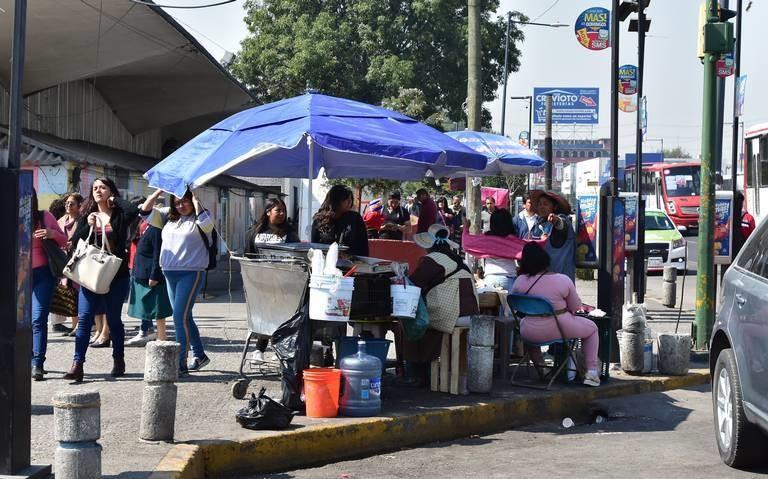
[303,368,342,418]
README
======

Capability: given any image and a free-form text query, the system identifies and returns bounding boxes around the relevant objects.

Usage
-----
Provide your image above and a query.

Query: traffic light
[718,6,738,21]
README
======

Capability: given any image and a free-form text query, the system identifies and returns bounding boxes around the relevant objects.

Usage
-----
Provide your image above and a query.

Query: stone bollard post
[468,316,495,393]
[140,341,180,442]
[53,390,102,478]
[662,266,677,308]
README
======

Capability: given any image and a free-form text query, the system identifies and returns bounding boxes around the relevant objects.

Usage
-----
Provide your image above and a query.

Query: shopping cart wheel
[231,378,250,399]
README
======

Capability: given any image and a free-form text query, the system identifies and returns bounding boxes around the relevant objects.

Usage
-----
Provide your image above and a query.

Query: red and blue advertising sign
[618,64,638,96]
[575,7,610,51]
[576,195,599,268]
[620,192,639,252]
[714,191,733,265]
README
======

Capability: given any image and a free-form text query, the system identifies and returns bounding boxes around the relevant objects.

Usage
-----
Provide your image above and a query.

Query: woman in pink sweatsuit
[511,242,601,387]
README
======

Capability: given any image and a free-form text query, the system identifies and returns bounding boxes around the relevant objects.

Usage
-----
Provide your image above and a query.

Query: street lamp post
[499,16,566,137]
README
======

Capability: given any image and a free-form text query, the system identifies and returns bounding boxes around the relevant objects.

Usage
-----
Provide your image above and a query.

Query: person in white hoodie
[142,189,214,376]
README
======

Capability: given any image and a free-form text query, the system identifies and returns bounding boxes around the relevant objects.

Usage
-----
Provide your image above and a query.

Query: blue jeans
[165,270,206,371]
[74,276,130,363]
[485,274,515,292]
[31,266,56,368]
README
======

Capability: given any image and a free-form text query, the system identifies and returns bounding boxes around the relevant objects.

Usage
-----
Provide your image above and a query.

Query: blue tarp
[144,93,487,196]
[445,131,546,176]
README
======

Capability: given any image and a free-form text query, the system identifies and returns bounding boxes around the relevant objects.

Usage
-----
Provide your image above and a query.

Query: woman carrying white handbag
[63,178,141,382]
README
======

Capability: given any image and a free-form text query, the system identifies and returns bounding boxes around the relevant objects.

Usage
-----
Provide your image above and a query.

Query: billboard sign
[575,7,610,51]
[576,195,599,268]
[716,52,735,78]
[533,87,599,124]
[618,64,638,95]
[714,191,734,265]
[619,93,637,113]
[620,192,639,252]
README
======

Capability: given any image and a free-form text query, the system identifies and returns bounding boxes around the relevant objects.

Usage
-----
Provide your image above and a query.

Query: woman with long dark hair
[245,198,299,253]
[141,188,214,376]
[311,185,368,256]
[64,178,140,382]
[30,190,68,380]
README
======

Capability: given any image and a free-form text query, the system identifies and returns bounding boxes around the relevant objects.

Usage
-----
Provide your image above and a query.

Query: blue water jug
[339,340,382,417]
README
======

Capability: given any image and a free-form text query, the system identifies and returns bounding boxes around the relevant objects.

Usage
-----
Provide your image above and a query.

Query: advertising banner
[714,191,734,265]
[620,192,639,252]
[533,87,599,124]
[575,7,610,51]
[576,195,599,268]
[612,197,626,308]
[736,75,747,117]
[618,65,638,95]
[716,52,735,78]
[17,171,33,329]
[640,96,648,138]
[619,93,637,113]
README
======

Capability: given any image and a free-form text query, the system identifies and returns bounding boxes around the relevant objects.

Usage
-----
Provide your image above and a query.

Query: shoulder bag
[40,215,69,278]
[63,217,123,294]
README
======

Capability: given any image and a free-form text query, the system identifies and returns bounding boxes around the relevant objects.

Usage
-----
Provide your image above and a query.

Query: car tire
[712,348,766,468]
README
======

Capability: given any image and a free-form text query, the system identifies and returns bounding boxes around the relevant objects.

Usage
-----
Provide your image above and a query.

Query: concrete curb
[154,370,710,478]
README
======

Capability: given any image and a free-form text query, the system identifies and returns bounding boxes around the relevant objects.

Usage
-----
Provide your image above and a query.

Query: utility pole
[633,1,649,302]
[731,0,743,200]
[714,0,730,183]
[696,0,733,348]
[466,0,482,234]
[500,12,512,136]
[544,95,553,190]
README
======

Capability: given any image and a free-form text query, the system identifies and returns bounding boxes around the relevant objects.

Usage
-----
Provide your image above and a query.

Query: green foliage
[662,147,693,159]
[231,0,526,127]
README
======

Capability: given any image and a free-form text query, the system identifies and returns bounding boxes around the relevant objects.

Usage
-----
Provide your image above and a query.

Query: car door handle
[735,294,747,308]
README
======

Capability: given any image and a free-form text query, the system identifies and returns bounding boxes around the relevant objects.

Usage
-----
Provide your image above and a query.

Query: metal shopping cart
[230,253,310,399]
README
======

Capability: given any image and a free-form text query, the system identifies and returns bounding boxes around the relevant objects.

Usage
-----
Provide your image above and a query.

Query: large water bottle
[339,340,382,417]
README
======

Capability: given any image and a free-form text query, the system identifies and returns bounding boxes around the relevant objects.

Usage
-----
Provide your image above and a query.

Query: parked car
[644,209,687,272]
[710,215,768,468]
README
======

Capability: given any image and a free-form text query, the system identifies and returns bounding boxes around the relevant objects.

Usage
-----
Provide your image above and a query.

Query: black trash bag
[236,387,297,430]
[271,286,311,411]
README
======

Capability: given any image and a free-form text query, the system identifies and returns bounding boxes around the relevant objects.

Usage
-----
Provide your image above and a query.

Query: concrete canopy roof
[0,0,254,134]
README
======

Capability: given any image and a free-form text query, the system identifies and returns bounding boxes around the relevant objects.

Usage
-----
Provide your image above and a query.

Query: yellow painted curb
[155,370,710,478]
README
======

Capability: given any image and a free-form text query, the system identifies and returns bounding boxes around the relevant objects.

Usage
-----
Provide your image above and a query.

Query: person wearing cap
[530,190,576,282]
[379,191,410,240]
[399,224,479,387]
[362,198,385,238]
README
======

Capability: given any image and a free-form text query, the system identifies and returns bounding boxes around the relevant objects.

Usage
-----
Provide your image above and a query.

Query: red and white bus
[743,123,768,223]
[625,161,701,232]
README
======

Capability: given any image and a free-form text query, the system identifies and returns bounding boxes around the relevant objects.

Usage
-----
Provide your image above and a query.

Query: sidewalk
[31,278,709,478]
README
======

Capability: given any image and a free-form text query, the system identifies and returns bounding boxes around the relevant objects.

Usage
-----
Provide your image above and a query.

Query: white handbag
[63,218,123,294]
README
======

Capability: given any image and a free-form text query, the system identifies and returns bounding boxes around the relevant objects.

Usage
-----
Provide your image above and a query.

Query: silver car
[711,216,768,467]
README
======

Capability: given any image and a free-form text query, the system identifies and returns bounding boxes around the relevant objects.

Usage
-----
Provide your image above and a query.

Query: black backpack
[196,225,218,271]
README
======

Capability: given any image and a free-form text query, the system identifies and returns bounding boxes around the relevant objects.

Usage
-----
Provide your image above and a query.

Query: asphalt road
[247,385,768,479]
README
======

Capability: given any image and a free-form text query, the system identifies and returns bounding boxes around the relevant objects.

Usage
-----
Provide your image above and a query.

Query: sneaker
[250,350,265,363]
[583,370,601,387]
[125,331,156,347]
[178,369,190,378]
[188,355,210,371]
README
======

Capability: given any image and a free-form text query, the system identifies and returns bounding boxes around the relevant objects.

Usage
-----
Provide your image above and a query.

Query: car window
[645,214,674,230]
[737,219,768,276]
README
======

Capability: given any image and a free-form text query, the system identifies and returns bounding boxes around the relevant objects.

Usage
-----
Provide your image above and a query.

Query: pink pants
[521,313,599,370]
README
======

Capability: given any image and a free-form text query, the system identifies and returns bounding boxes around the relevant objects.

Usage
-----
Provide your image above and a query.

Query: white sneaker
[126,331,156,347]
[250,350,265,363]
[583,370,601,387]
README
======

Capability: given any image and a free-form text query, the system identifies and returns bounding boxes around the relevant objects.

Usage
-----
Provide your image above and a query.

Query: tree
[231,0,526,128]
[662,147,693,159]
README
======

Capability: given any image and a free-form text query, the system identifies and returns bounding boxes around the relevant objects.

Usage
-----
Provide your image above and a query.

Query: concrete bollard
[53,390,102,478]
[469,315,495,347]
[467,345,494,393]
[662,266,677,308]
[140,341,180,442]
[662,266,678,283]
[618,330,645,375]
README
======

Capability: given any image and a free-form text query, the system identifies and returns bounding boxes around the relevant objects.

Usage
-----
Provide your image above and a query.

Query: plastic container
[339,341,382,417]
[390,284,421,318]
[337,337,391,374]
[303,368,342,418]
[309,275,355,321]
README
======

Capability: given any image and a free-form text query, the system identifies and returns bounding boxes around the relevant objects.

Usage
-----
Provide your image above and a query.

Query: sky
[165,0,767,162]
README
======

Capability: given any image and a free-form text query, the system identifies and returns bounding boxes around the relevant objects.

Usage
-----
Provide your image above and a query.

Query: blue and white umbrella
[445,130,546,176]
[144,92,487,197]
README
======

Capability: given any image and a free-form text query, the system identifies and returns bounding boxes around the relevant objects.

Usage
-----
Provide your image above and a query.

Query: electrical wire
[129,0,236,8]
[532,0,562,22]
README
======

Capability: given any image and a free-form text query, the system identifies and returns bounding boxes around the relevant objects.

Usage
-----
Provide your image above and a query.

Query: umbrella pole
[306,136,314,239]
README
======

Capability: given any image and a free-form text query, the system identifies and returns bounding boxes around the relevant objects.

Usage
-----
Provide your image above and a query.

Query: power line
[532,0,563,22]
[129,0,236,8]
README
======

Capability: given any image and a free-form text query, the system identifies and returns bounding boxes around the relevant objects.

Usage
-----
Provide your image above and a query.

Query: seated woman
[511,242,600,387]
[399,224,479,386]
[311,185,369,256]
[244,197,299,362]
